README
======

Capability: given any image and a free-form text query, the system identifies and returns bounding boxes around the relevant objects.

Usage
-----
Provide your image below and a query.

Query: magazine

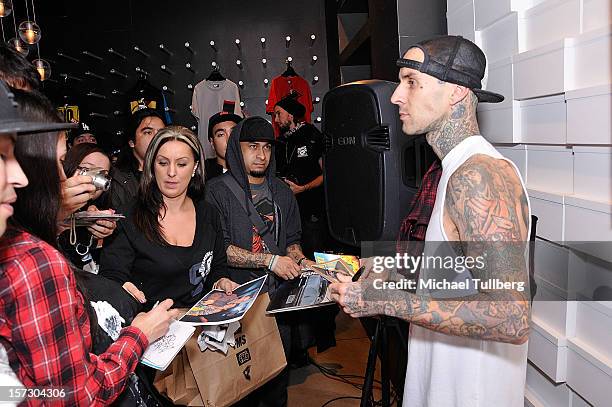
[141,320,195,371]
[309,264,354,283]
[179,275,266,325]
[266,272,334,314]
[314,252,360,273]
[72,212,126,226]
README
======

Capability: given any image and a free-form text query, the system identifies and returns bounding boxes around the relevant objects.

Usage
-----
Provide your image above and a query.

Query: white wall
[448,0,612,405]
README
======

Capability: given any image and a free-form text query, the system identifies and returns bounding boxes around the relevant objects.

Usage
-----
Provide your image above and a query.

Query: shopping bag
[185,293,287,407]
[153,348,204,406]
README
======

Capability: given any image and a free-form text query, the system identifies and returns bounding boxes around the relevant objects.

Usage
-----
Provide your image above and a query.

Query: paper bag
[154,348,204,406]
[186,293,287,407]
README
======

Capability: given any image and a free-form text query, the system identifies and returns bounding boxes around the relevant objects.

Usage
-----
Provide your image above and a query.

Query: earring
[192,170,196,178]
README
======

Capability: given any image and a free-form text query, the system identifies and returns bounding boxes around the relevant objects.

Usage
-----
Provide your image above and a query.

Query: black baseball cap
[397,35,504,103]
[0,80,77,133]
[208,111,243,139]
[238,117,275,143]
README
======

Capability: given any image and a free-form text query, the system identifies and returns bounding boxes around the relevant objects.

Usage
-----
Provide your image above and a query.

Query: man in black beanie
[205,116,315,406]
[273,93,328,258]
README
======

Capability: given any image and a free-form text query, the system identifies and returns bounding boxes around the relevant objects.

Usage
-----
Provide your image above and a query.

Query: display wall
[20,0,330,150]
[448,0,612,405]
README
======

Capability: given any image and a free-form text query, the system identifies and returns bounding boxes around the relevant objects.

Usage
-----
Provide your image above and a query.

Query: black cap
[397,35,504,103]
[238,117,275,143]
[208,111,243,139]
[0,80,77,134]
[76,121,94,136]
[275,93,306,119]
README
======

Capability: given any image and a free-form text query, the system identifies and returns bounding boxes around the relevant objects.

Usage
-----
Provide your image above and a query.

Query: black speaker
[322,80,419,246]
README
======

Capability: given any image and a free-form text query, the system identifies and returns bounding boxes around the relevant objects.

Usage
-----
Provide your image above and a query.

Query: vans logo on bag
[236,348,251,366]
[235,334,247,348]
[243,366,251,380]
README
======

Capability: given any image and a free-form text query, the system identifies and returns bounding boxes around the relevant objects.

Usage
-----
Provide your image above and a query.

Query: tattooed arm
[226,245,272,268]
[286,243,315,267]
[330,155,531,344]
[226,245,302,280]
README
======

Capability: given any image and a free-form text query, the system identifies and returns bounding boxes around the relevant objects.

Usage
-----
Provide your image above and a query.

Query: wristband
[270,255,279,270]
[268,254,277,269]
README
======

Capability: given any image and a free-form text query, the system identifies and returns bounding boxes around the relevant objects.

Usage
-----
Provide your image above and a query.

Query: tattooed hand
[329,281,377,318]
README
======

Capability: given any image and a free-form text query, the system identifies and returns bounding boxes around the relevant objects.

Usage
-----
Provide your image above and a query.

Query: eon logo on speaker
[337,136,356,146]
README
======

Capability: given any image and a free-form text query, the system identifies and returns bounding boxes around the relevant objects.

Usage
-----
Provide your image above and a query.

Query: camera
[78,167,111,192]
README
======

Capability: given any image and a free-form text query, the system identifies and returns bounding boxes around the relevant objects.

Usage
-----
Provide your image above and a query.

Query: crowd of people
[0,33,532,407]
[0,41,330,407]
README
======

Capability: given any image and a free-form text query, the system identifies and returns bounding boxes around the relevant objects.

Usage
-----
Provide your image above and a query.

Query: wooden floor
[287,313,387,407]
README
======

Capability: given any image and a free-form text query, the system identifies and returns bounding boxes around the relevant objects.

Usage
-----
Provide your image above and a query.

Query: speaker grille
[365,125,391,151]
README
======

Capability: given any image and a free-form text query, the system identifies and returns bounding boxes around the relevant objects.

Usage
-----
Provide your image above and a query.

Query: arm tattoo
[356,156,531,344]
[286,243,305,263]
[226,245,271,269]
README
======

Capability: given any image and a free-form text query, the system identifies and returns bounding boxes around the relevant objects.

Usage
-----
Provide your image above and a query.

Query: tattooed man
[330,36,531,407]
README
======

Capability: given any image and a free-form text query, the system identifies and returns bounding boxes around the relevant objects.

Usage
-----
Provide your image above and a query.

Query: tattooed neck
[426,92,480,160]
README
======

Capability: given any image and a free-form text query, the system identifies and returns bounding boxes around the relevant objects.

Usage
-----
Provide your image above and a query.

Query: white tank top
[403,136,530,407]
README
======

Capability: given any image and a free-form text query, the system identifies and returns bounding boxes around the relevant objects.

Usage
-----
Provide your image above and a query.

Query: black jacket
[204,158,225,181]
[109,165,140,211]
[205,119,302,285]
[99,199,229,308]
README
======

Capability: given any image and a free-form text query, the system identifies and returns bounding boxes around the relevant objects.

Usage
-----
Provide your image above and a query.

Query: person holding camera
[57,143,114,273]
[273,93,328,258]
[2,84,180,406]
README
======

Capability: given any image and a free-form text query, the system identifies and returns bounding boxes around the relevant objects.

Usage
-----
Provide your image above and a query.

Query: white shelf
[572,146,612,203]
[566,85,612,145]
[565,25,612,91]
[529,317,568,382]
[513,40,568,100]
[526,147,574,195]
[566,338,612,407]
[520,0,581,52]
[528,189,566,241]
[519,94,567,144]
[582,0,612,33]
[447,1,476,42]
[478,13,519,64]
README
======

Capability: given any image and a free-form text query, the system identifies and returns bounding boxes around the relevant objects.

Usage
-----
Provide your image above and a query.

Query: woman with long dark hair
[1,88,178,406]
[58,143,114,272]
[100,126,238,308]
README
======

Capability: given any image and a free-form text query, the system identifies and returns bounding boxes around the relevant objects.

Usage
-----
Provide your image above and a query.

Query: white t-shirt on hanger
[191,79,242,159]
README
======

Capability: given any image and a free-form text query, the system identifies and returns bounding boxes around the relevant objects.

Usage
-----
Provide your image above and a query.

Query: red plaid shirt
[0,227,148,406]
[397,160,442,244]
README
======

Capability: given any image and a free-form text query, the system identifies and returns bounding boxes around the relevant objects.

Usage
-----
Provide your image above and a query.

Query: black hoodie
[205,118,302,285]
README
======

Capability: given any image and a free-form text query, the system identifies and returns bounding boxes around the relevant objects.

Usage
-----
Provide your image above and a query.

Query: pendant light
[17,0,40,44]
[32,58,50,81]
[18,20,39,44]
[0,0,13,17]
[6,2,27,57]
[6,37,28,56]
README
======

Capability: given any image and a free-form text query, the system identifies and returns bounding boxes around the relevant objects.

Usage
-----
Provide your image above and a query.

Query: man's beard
[249,169,266,178]
[279,122,292,133]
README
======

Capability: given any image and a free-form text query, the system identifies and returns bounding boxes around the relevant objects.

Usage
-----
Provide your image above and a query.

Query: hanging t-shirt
[266,75,313,136]
[191,79,242,159]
